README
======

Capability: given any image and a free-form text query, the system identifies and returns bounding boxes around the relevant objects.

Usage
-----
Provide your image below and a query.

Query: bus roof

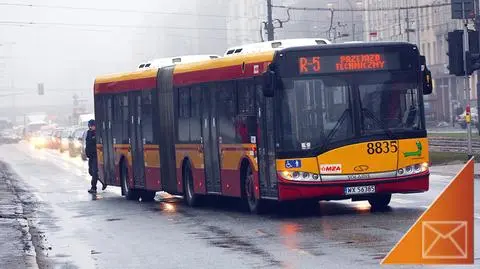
[137,54,221,70]
[94,68,158,94]
[172,50,275,86]
[224,38,331,57]
[95,42,414,93]
[95,51,275,93]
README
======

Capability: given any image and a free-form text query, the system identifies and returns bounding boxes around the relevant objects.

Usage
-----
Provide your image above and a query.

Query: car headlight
[279,171,321,182]
[397,162,428,176]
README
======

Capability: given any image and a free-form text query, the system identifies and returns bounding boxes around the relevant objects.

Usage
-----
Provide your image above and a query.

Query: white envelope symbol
[422,221,468,259]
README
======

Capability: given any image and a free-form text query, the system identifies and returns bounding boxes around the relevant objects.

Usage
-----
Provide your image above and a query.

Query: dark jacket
[85,129,97,159]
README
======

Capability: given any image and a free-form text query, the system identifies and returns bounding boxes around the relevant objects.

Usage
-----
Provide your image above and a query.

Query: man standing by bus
[86,120,106,193]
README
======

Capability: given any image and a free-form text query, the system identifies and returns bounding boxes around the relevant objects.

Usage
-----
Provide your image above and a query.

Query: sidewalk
[0,162,38,269]
[429,161,480,178]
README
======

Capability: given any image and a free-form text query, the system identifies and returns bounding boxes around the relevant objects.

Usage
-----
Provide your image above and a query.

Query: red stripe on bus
[95,77,157,94]
[173,62,265,86]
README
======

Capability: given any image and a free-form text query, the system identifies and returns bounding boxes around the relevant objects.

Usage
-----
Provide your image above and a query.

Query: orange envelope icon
[422,221,468,259]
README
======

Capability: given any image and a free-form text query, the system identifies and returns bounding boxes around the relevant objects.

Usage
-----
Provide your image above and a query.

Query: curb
[2,166,40,269]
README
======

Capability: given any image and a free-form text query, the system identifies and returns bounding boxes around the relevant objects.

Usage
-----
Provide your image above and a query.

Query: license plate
[344,185,376,195]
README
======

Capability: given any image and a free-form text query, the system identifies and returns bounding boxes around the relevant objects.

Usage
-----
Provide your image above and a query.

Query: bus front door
[201,87,222,193]
[129,92,146,189]
[256,83,278,199]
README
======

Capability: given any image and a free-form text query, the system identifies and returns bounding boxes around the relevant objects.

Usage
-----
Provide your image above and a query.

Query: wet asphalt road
[0,142,479,269]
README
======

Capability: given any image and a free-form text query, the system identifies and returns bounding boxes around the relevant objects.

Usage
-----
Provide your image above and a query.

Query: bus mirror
[420,55,426,65]
[263,70,276,97]
[422,67,433,95]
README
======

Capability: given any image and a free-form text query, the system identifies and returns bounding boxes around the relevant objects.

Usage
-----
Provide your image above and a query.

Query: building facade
[363,0,478,124]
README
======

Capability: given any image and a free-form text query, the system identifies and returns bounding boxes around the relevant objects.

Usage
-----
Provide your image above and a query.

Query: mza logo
[320,164,342,174]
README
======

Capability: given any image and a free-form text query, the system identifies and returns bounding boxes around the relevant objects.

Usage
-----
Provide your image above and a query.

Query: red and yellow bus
[94,42,433,212]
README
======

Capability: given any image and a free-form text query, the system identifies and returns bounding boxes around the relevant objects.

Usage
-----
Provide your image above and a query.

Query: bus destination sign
[298,52,401,74]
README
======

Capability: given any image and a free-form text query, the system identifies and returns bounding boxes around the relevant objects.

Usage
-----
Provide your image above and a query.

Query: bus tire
[368,193,391,210]
[183,161,199,207]
[242,163,265,214]
[140,190,156,202]
[121,162,139,201]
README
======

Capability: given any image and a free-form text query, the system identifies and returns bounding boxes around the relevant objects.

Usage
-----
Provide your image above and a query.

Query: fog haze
[0,0,340,111]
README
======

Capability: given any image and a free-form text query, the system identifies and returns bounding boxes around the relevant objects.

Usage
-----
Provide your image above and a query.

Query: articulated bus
[94,42,433,213]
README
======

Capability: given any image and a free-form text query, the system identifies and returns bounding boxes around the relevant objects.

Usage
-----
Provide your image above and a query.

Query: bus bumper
[277,172,429,201]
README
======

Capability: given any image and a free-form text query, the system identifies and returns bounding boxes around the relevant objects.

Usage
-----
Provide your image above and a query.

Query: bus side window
[237,80,256,144]
[142,90,153,144]
[190,87,202,142]
[178,88,191,143]
[121,95,129,144]
[216,82,236,144]
[112,95,123,144]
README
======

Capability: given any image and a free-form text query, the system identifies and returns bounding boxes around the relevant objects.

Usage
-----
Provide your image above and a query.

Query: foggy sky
[0,0,342,110]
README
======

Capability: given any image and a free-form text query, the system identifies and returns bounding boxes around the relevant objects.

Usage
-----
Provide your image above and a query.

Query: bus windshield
[275,72,422,152]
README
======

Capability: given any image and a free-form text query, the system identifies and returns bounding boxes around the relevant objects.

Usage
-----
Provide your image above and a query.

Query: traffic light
[466,30,480,75]
[447,30,464,76]
[466,51,480,75]
[446,30,480,76]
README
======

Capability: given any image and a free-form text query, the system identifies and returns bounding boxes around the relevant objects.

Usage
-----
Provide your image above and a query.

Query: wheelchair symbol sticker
[285,160,302,169]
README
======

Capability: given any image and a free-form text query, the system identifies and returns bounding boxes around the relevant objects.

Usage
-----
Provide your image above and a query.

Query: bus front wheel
[242,164,266,214]
[368,193,391,210]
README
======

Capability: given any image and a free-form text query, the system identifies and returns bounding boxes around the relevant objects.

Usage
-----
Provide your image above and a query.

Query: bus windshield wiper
[322,109,350,150]
[362,108,394,138]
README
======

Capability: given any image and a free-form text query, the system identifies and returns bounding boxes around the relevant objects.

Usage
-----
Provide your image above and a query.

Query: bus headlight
[279,171,321,182]
[397,162,428,176]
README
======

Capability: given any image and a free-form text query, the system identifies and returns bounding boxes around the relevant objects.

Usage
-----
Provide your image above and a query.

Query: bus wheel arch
[182,157,199,206]
[240,158,264,214]
[120,156,139,201]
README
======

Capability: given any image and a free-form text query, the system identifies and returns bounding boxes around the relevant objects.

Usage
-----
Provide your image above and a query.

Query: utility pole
[346,0,356,41]
[406,8,411,42]
[463,16,473,158]
[476,1,480,135]
[266,0,274,41]
[450,0,476,158]
[415,0,421,46]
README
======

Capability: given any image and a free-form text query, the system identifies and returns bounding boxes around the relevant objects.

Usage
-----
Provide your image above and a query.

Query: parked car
[31,129,53,149]
[80,129,88,161]
[49,128,64,149]
[0,129,21,144]
[68,127,87,158]
[59,128,72,153]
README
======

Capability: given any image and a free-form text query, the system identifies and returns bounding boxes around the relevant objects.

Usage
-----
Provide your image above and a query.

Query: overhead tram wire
[0,2,259,20]
[0,21,256,33]
[0,20,336,35]
[0,2,340,24]
[271,2,451,12]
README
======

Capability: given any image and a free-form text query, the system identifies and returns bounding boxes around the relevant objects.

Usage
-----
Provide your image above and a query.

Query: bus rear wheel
[121,163,139,201]
[368,193,391,210]
[183,162,199,207]
[243,164,265,214]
